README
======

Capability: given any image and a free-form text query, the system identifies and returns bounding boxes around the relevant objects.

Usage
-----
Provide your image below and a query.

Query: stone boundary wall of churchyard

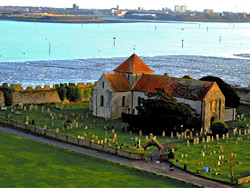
[234,87,250,105]
[0,82,93,106]
[0,117,145,160]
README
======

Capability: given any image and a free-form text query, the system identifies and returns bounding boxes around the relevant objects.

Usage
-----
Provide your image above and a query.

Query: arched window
[122,96,125,107]
[100,95,104,106]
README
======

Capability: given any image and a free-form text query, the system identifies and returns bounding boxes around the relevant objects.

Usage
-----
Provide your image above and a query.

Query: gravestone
[56,128,59,133]
[162,130,165,137]
[216,134,219,141]
[202,137,205,143]
[187,140,190,147]
[150,133,153,139]
[139,130,142,137]
[171,132,173,138]
[190,132,192,138]
[52,122,54,127]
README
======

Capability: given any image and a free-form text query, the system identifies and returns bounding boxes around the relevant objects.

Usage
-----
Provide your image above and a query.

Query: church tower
[113,54,154,86]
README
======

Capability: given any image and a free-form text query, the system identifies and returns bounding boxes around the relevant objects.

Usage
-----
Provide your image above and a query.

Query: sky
[1,0,250,13]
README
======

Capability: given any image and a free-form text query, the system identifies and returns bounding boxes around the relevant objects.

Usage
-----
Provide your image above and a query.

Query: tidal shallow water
[0,55,249,88]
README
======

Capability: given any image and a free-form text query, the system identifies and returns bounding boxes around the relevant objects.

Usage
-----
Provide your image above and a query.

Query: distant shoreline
[1,16,250,24]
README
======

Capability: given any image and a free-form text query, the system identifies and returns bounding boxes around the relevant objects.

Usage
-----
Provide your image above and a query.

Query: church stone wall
[110,91,131,119]
[91,74,113,119]
[203,83,225,131]
[91,74,131,119]
[176,97,202,115]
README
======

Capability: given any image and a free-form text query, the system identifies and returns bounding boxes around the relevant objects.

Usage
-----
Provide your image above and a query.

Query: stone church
[90,54,225,130]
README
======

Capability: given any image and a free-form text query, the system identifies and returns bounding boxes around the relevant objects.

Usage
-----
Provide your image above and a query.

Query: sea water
[0,20,250,87]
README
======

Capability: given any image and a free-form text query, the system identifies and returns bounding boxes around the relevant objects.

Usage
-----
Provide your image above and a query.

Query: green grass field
[0,103,177,155]
[167,105,250,185]
[169,135,250,183]
[0,131,198,187]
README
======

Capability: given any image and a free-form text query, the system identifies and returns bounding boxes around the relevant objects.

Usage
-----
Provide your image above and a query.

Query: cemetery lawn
[169,134,250,184]
[0,103,177,156]
[227,105,250,129]
[0,131,198,187]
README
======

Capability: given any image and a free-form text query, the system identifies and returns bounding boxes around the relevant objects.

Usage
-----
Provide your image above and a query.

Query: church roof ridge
[133,74,214,101]
[113,54,154,74]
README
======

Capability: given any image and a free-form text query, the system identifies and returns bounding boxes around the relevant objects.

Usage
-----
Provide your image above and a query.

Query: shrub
[57,87,67,102]
[210,120,229,136]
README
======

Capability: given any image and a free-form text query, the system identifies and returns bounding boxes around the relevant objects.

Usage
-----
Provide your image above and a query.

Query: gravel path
[0,125,232,188]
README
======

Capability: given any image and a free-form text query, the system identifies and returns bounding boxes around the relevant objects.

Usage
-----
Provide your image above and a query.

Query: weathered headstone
[216,134,219,141]
[171,132,173,138]
[150,133,153,139]
[139,130,142,137]
[187,140,190,147]
[162,130,165,137]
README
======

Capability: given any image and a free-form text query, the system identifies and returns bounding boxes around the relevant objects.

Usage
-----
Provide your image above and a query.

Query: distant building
[175,5,187,13]
[73,3,79,10]
[138,7,144,11]
[174,5,181,12]
[203,9,213,14]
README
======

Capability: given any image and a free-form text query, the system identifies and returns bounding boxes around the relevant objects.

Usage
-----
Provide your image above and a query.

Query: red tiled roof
[113,54,154,74]
[133,74,214,100]
[105,74,131,92]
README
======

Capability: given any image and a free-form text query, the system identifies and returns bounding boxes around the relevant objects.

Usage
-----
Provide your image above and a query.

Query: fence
[0,117,145,160]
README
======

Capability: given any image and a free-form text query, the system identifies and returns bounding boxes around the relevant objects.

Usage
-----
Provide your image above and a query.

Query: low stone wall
[67,135,78,144]
[234,87,250,105]
[35,127,45,135]
[237,176,250,184]
[57,133,67,142]
[90,142,104,151]
[79,139,90,147]
[225,108,236,122]
[117,149,130,158]
[0,117,145,160]
[103,145,117,154]
[26,124,36,132]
